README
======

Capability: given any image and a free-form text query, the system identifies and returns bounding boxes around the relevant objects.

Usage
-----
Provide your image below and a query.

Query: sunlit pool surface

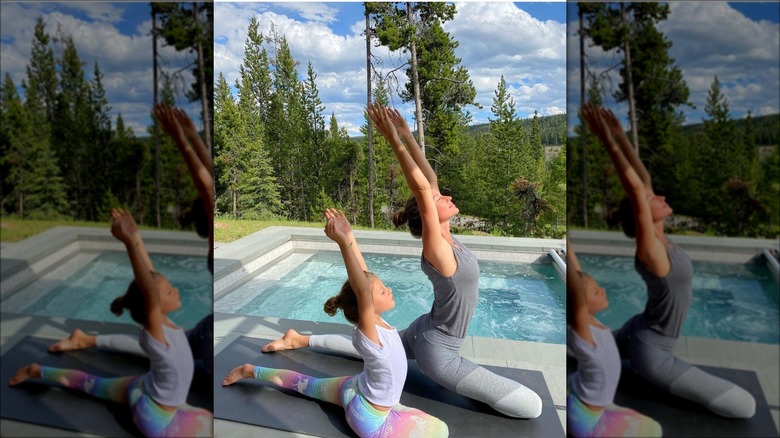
[3,251,211,328]
[228,251,566,343]
[579,254,779,344]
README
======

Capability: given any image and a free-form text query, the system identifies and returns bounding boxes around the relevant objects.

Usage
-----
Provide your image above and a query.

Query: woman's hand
[387,108,412,139]
[153,104,186,145]
[367,103,400,145]
[324,208,353,247]
[110,208,139,245]
[581,104,613,145]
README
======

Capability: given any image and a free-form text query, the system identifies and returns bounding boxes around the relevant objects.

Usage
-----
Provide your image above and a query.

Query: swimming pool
[217,251,566,344]
[2,251,212,328]
[578,254,779,344]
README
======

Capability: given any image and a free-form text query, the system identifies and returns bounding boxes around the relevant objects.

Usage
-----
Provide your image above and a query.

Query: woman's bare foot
[222,364,255,386]
[9,363,41,386]
[48,329,96,353]
[261,329,309,353]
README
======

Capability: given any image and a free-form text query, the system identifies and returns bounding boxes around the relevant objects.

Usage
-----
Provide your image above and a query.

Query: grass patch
[214,217,389,242]
[1,218,169,243]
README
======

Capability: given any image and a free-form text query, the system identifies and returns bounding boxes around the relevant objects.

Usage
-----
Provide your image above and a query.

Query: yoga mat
[215,336,563,437]
[567,359,777,437]
[0,336,212,437]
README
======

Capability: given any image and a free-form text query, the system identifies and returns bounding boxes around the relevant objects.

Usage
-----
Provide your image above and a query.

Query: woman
[567,239,661,437]
[263,105,542,419]
[9,209,213,437]
[580,103,755,419]
[223,209,448,438]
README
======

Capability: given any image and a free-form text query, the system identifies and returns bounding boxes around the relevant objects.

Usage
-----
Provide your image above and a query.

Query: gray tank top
[635,240,693,338]
[568,322,621,406]
[421,236,480,339]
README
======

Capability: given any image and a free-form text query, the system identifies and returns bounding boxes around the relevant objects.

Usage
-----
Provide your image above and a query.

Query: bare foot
[9,363,41,386]
[261,329,308,353]
[222,364,255,386]
[48,329,96,353]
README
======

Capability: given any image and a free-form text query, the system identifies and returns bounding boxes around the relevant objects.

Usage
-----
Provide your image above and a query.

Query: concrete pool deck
[569,230,780,435]
[213,226,568,435]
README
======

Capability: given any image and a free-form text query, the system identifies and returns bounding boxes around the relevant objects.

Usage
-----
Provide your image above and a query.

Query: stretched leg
[567,393,661,438]
[223,363,348,405]
[409,321,542,418]
[126,377,212,438]
[337,377,447,438]
[630,325,756,419]
[262,329,361,359]
[9,363,134,404]
[187,313,214,375]
[48,329,97,353]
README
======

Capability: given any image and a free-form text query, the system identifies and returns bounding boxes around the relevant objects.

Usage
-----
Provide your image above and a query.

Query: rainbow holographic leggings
[39,366,212,437]
[253,365,449,438]
[567,392,662,437]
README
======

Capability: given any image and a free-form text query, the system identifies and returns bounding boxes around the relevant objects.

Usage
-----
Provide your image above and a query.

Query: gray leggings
[614,314,755,418]
[310,314,542,418]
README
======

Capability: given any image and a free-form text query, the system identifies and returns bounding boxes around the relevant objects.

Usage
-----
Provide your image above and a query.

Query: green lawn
[1,217,491,244]
[1,218,163,243]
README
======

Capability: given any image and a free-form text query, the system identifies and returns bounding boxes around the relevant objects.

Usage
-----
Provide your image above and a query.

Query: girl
[580,104,755,419]
[47,105,214,376]
[223,208,448,438]
[9,209,213,437]
[262,105,543,419]
[566,239,661,437]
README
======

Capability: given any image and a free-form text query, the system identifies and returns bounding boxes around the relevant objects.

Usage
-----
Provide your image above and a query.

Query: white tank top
[352,320,407,406]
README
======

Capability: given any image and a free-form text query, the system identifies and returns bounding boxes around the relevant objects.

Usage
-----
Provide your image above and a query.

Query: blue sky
[214,2,567,137]
[0,2,202,137]
[567,2,780,132]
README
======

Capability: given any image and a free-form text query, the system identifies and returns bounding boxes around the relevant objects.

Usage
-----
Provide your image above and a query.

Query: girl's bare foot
[222,364,255,386]
[9,363,41,386]
[48,329,96,353]
[261,329,309,353]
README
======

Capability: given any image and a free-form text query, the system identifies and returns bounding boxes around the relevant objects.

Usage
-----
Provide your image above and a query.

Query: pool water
[227,251,566,344]
[4,251,211,328]
[579,254,780,344]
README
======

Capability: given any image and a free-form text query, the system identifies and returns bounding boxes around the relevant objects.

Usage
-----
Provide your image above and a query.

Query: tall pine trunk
[408,3,424,151]
[366,8,375,228]
[621,3,639,154]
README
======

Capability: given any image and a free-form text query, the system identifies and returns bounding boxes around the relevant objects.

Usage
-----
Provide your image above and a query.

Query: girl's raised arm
[324,209,378,345]
[566,240,593,346]
[110,209,166,343]
[367,104,455,275]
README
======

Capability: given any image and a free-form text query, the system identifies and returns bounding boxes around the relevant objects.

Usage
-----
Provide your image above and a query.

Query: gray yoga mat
[567,357,778,437]
[215,335,563,437]
[0,336,212,437]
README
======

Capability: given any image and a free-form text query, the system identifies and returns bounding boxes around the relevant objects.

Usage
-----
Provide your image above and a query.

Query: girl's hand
[324,208,352,247]
[110,208,139,244]
[387,108,412,138]
[367,103,399,144]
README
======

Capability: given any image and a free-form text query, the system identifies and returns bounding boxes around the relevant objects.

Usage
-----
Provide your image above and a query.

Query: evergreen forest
[568,3,779,238]
[0,4,213,230]
[214,3,567,238]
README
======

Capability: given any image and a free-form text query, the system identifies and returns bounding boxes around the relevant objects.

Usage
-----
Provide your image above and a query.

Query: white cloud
[1,3,201,136]
[215,2,566,136]
[566,2,779,129]
[273,2,339,24]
